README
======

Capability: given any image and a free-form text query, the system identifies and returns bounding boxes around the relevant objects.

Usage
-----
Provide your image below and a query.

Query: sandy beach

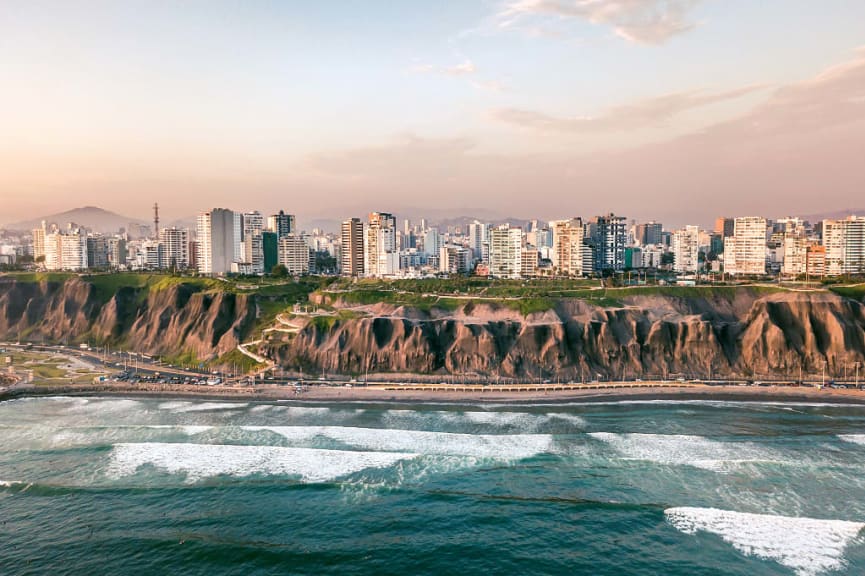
[4,381,865,405]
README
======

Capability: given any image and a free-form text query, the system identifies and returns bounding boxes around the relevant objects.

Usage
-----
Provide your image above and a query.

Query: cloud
[409,58,505,91]
[411,59,476,76]
[444,59,476,76]
[304,48,865,225]
[498,0,702,44]
[491,85,762,133]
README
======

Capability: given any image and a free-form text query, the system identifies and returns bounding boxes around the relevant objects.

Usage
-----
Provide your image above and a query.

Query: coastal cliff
[1,274,864,379]
[272,288,865,379]
[0,276,256,359]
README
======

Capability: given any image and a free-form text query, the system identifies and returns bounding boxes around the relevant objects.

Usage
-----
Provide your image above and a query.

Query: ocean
[2,396,865,575]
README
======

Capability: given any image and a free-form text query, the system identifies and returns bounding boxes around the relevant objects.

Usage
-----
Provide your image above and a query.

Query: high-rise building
[723,217,767,275]
[521,247,539,277]
[267,210,295,238]
[715,217,735,238]
[141,241,165,270]
[438,244,472,274]
[242,211,264,237]
[635,221,663,246]
[591,214,627,271]
[196,208,237,276]
[340,218,364,277]
[32,222,46,262]
[488,224,523,279]
[365,212,398,277]
[261,231,278,274]
[468,221,489,262]
[44,229,88,271]
[672,225,701,274]
[107,237,127,269]
[806,245,826,277]
[86,235,110,269]
[552,218,591,276]
[423,228,441,257]
[278,234,310,275]
[159,227,189,270]
[823,216,865,276]
[782,233,809,276]
[243,232,264,274]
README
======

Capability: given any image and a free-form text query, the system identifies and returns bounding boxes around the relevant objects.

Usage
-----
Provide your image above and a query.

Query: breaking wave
[243,426,554,459]
[666,507,864,576]
[107,442,416,483]
[589,432,780,471]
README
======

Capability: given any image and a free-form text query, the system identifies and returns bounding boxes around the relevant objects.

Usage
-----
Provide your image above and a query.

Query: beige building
[552,218,591,276]
[723,217,767,275]
[340,218,364,277]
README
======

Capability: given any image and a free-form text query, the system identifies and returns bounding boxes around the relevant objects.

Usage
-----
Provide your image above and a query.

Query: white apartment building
[823,216,865,275]
[723,217,767,275]
[278,234,310,275]
[468,221,489,263]
[672,225,700,274]
[488,225,523,279]
[242,211,264,236]
[159,227,189,269]
[196,208,238,276]
[44,230,88,271]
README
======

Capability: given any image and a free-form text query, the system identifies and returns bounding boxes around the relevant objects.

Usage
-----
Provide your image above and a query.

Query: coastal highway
[2,341,861,392]
[0,342,208,380]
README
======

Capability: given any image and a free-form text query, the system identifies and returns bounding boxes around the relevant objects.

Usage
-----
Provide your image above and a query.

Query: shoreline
[4,382,865,406]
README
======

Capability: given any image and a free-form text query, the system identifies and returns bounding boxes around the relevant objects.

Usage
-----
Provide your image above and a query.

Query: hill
[5,206,146,234]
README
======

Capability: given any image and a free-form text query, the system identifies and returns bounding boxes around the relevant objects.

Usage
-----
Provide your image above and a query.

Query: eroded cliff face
[2,277,864,379]
[0,277,255,358]
[272,290,865,379]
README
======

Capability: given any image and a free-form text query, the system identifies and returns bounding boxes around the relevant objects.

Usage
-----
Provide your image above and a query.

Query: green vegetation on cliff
[318,279,791,314]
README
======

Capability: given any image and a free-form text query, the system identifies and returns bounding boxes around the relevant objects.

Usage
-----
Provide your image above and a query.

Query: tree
[271,264,288,278]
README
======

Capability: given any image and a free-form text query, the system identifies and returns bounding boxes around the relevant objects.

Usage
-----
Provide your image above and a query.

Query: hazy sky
[1,0,864,227]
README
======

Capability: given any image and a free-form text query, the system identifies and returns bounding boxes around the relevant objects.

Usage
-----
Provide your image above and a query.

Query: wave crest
[666,507,864,576]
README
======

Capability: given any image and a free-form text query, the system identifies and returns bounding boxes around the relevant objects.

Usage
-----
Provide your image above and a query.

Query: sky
[1,0,864,228]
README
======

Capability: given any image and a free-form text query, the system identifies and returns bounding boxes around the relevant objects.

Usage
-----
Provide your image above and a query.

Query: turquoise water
[3,397,865,575]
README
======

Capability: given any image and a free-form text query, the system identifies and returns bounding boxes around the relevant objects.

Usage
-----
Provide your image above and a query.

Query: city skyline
[2,1,864,225]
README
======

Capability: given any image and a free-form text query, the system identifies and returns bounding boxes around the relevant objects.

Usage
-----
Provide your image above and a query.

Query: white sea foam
[107,443,416,483]
[50,425,213,446]
[145,425,214,435]
[666,507,864,576]
[157,401,248,413]
[383,408,584,432]
[545,413,587,427]
[589,432,778,471]
[838,434,865,446]
[243,426,553,460]
[0,480,23,487]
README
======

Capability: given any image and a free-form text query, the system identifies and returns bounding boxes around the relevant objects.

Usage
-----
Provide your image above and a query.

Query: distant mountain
[796,208,865,222]
[5,206,147,234]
